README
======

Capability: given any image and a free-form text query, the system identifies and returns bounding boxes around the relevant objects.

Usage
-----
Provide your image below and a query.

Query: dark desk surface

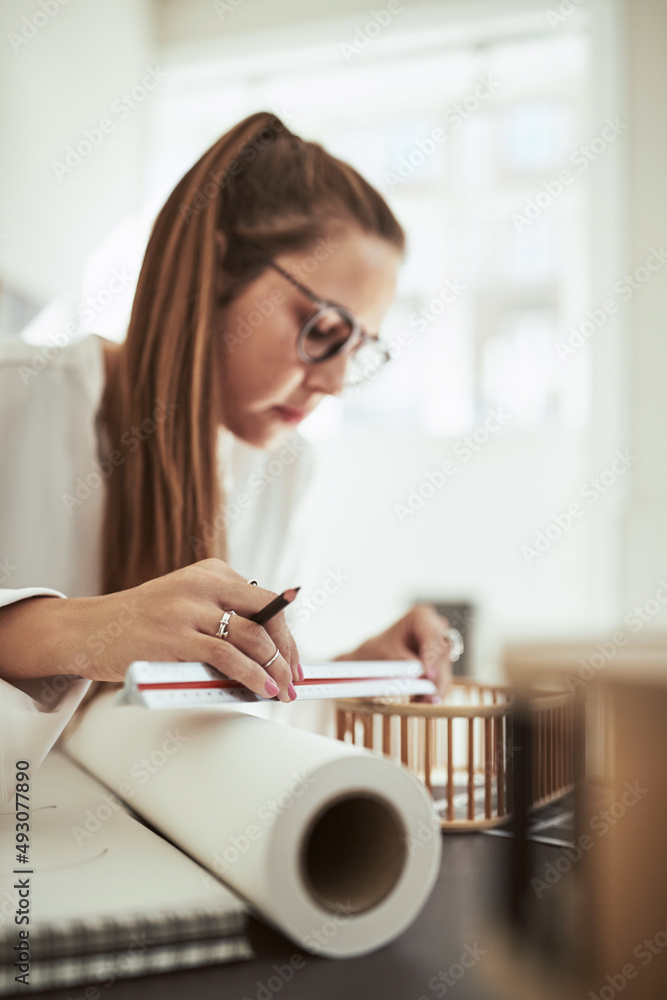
[28,833,567,1000]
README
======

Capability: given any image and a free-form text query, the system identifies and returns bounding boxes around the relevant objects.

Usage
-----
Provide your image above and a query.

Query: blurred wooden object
[490,635,667,1000]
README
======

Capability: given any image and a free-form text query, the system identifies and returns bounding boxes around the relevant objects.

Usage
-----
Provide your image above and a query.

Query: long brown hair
[101,111,405,595]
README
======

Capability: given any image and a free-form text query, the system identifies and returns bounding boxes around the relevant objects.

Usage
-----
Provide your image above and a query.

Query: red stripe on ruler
[136,675,417,692]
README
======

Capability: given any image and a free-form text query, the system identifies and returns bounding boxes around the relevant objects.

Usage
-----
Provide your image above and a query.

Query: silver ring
[444,627,464,662]
[215,609,236,640]
[247,579,259,586]
[263,647,280,669]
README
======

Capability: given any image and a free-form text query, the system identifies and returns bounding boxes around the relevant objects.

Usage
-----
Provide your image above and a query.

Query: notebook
[0,752,251,995]
[116,659,437,709]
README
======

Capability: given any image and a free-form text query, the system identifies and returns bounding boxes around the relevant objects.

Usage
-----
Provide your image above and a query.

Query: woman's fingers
[208,576,277,617]
[263,612,300,684]
[200,607,295,701]
[139,561,302,697]
[225,614,295,700]
[409,604,453,699]
[208,578,301,684]
[192,633,294,703]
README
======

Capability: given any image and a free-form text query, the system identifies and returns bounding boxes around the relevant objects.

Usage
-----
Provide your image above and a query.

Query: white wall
[0,0,154,304]
[618,0,667,627]
[291,425,608,675]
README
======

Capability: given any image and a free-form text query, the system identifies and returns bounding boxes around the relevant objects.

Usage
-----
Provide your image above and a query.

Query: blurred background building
[1,0,665,674]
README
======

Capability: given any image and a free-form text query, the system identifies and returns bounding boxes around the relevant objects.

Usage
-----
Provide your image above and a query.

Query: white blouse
[0,333,316,803]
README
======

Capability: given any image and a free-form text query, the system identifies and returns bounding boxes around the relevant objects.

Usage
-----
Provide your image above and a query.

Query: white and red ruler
[115,660,436,709]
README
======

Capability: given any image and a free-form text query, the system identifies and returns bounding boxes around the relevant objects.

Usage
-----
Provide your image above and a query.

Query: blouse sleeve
[0,588,92,804]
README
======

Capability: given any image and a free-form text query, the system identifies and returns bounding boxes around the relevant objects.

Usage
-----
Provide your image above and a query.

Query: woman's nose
[303,350,349,396]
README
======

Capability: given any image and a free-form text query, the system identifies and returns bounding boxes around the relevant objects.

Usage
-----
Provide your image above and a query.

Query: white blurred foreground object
[0,752,250,995]
[63,688,442,959]
[116,659,436,708]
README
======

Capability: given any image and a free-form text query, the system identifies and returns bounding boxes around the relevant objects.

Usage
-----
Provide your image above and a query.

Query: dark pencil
[247,587,300,627]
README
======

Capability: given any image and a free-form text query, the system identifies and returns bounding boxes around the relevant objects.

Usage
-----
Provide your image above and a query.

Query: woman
[0,111,454,799]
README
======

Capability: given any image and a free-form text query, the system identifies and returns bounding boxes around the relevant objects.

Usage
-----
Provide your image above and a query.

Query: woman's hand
[0,559,300,703]
[336,603,454,701]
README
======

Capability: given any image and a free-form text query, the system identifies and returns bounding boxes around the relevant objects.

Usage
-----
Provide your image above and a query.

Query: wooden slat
[556,707,560,789]
[382,715,391,757]
[552,707,556,793]
[363,714,373,749]
[496,715,505,817]
[401,715,409,766]
[484,716,492,819]
[506,713,514,813]
[424,718,432,795]
[336,709,346,743]
[533,709,546,802]
[447,719,454,821]
[467,718,475,821]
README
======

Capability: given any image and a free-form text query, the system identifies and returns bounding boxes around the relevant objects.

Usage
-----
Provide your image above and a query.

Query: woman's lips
[272,405,308,424]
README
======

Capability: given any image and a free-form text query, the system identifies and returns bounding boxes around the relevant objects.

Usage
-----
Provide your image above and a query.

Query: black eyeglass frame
[267,260,391,378]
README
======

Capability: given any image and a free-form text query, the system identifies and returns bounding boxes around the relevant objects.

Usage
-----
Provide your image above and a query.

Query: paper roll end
[300,793,407,916]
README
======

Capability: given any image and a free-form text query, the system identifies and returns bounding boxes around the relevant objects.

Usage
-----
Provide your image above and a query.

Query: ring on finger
[263,646,280,669]
[215,609,236,640]
[444,627,464,662]
[247,579,259,586]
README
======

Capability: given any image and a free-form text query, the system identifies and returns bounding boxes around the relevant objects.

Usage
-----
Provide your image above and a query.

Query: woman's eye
[309,325,337,341]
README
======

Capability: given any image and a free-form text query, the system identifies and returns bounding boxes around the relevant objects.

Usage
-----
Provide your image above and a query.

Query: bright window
[148,20,591,437]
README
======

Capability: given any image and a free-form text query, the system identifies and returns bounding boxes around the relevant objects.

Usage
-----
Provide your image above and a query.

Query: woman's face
[215,224,401,448]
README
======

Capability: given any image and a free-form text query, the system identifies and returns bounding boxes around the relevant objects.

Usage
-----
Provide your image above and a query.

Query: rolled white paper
[62,690,441,958]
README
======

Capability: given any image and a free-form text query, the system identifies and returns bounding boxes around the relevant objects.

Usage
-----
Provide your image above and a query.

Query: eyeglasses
[267,260,391,388]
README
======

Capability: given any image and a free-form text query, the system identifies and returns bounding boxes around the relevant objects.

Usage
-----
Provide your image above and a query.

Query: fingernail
[288,682,297,701]
[425,664,436,681]
[265,678,279,697]
[297,663,304,682]
[431,694,441,705]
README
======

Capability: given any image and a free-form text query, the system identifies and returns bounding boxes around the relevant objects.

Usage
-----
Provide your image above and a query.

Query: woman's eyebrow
[274,262,376,337]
